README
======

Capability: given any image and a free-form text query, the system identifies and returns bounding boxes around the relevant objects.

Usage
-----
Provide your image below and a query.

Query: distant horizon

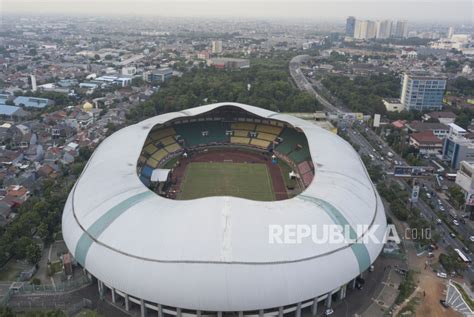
[1,0,473,24]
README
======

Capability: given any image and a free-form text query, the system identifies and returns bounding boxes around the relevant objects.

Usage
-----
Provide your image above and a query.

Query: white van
[437,272,447,278]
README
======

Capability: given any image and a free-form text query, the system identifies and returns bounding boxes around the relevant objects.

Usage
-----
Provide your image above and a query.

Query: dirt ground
[398,220,462,317]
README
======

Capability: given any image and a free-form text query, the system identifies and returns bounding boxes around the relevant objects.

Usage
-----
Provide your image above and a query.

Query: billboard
[467,193,474,206]
[373,114,381,128]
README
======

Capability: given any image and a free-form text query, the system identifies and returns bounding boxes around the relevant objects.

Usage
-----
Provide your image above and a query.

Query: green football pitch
[178,162,276,201]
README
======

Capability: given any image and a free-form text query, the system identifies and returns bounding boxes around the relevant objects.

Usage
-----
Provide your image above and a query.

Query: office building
[442,124,474,169]
[211,40,223,54]
[400,72,447,111]
[455,161,474,219]
[143,68,173,83]
[345,16,356,37]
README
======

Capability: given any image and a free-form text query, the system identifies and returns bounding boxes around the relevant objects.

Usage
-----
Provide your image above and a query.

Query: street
[290,55,474,282]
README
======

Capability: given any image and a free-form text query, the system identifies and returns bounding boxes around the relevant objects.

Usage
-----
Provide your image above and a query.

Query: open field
[178,162,275,201]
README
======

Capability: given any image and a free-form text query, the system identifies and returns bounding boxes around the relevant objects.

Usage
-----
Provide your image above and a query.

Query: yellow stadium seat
[144,144,158,155]
[231,123,256,131]
[256,132,277,142]
[151,149,168,162]
[160,136,176,146]
[150,127,176,141]
[251,139,271,148]
[256,125,282,135]
[146,157,159,168]
[231,137,250,145]
[233,130,249,137]
[165,143,182,153]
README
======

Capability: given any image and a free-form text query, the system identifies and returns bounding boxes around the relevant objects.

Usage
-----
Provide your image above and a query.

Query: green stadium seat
[174,121,227,147]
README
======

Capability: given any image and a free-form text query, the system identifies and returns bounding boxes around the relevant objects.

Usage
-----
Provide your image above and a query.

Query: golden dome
[82,101,93,111]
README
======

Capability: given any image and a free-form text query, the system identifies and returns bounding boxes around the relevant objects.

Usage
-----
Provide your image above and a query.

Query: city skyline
[1,0,473,23]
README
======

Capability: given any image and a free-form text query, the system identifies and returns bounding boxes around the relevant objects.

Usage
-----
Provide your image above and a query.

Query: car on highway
[437,219,442,225]
[453,220,460,226]
[440,206,445,212]
[450,232,456,238]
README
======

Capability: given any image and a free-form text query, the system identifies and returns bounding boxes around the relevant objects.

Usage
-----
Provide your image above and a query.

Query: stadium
[62,102,387,317]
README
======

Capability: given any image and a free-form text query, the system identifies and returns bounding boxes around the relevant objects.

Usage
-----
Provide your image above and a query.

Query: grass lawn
[178,162,275,201]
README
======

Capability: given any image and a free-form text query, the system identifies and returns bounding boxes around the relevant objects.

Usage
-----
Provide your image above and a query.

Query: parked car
[437,272,448,278]
[324,308,334,316]
[450,232,456,238]
[469,236,474,242]
[453,220,459,226]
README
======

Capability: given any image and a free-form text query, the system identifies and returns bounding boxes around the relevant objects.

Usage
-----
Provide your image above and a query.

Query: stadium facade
[62,103,387,316]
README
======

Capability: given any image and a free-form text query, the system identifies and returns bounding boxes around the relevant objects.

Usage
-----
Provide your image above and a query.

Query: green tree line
[321,73,400,115]
[127,60,320,123]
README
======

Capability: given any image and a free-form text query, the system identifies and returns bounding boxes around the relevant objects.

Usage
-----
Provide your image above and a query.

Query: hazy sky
[2,0,473,23]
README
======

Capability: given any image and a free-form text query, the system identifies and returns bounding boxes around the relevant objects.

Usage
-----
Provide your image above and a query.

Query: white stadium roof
[62,103,387,311]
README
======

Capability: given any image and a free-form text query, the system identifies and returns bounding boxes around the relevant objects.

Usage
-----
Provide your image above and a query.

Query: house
[409,131,443,155]
[37,163,58,178]
[423,111,457,125]
[0,150,23,165]
[5,185,29,204]
[405,121,450,139]
[391,120,407,129]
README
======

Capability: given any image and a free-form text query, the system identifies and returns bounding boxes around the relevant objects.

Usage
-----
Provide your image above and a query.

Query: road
[290,54,474,280]
[289,55,342,114]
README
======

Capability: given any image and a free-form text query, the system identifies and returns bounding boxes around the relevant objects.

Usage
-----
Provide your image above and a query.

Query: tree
[37,222,49,240]
[0,306,15,317]
[448,185,465,209]
[25,242,41,264]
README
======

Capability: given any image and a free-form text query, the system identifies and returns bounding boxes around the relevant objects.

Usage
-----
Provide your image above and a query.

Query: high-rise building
[353,20,369,39]
[400,72,447,111]
[28,75,37,92]
[345,16,356,37]
[448,26,454,39]
[366,21,377,39]
[376,20,392,39]
[393,20,409,38]
[211,40,223,54]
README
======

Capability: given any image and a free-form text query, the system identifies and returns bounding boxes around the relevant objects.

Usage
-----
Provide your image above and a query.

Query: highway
[290,55,474,278]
